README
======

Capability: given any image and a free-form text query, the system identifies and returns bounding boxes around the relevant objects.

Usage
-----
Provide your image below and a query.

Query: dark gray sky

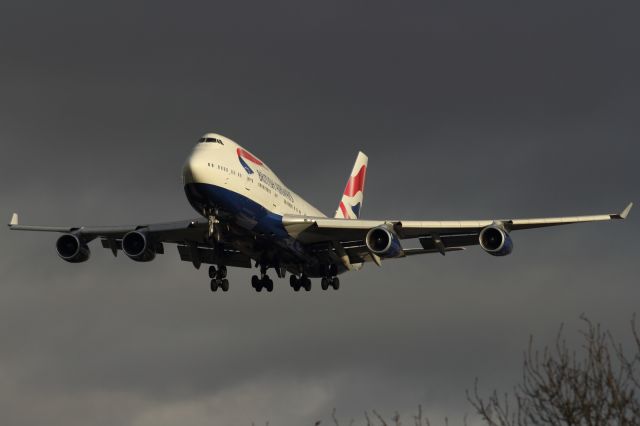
[1,1,638,425]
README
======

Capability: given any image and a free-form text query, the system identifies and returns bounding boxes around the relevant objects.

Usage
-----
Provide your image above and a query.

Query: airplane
[8,133,633,293]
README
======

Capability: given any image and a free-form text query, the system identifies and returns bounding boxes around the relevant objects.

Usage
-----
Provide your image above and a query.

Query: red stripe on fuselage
[237,148,263,165]
[343,165,366,197]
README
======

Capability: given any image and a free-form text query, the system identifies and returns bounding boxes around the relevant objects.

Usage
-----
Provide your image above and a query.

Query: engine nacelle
[365,226,404,258]
[56,234,91,263]
[479,225,513,256]
[122,230,156,262]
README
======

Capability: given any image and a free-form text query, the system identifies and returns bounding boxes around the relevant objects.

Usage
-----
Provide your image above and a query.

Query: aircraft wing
[8,213,206,240]
[283,202,633,254]
[7,214,252,269]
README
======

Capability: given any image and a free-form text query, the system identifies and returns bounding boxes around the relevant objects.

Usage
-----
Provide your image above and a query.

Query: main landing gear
[320,276,340,290]
[209,265,229,292]
[206,264,341,293]
[252,273,274,292]
[289,274,312,292]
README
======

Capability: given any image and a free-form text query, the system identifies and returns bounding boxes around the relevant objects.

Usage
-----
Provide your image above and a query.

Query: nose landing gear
[206,211,223,242]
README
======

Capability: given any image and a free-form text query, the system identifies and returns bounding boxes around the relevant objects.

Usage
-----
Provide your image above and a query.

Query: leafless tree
[328,405,437,426]
[468,315,640,425]
[317,316,639,426]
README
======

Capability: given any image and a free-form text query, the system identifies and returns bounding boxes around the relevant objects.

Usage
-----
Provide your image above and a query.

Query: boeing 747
[8,133,633,293]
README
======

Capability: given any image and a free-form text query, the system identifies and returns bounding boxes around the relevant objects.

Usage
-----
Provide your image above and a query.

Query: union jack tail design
[335,151,368,219]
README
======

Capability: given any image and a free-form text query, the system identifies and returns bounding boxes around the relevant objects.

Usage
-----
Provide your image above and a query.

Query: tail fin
[335,151,368,219]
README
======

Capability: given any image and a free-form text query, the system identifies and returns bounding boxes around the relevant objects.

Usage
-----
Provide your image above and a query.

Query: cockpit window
[199,137,224,144]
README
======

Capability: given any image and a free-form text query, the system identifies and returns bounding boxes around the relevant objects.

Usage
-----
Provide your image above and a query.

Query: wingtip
[620,202,633,219]
[9,213,18,226]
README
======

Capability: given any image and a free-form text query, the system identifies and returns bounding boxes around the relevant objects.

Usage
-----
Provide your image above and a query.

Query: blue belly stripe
[184,182,339,276]
[184,183,288,238]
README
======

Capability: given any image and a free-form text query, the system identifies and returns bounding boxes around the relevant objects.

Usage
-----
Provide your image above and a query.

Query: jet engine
[479,225,513,256]
[365,226,404,258]
[56,234,91,263]
[122,230,156,262]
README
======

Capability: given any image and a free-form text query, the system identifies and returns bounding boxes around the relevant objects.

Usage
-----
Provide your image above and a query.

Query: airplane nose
[183,151,205,184]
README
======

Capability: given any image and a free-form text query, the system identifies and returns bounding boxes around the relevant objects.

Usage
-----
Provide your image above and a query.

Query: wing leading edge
[8,215,209,242]
[283,202,633,244]
[7,214,252,269]
[7,202,632,269]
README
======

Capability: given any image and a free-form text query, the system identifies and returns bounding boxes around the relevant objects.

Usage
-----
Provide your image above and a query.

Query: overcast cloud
[0,1,638,425]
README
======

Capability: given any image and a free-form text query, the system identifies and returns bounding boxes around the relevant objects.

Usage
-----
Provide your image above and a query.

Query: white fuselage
[183,133,326,219]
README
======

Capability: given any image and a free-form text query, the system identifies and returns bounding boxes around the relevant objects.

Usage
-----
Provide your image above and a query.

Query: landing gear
[321,276,340,291]
[210,278,229,292]
[321,277,329,290]
[209,265,229,292]
[290,275,300,291]
[207,213,221,241]
[252,274,274,292]
[331,277,340,290]
[209,265,227,279]
[217,265,227,278]
[220,279,230,292]
[290,275,311,292]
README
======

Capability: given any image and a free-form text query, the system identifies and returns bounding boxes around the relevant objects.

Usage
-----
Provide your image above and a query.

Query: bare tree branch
[372,410,388,426]
[468,315,640,425]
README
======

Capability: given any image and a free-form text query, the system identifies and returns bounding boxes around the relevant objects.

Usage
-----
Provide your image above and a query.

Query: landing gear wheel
[290,275,301,292]
[303,277,312,292]
[208,265,217,279]
[218,265,227,279]
[321,277,329,291]
[210,279,219,292]
[220,279,229,292]
[331,277,340,290]
[253,274,272,293]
